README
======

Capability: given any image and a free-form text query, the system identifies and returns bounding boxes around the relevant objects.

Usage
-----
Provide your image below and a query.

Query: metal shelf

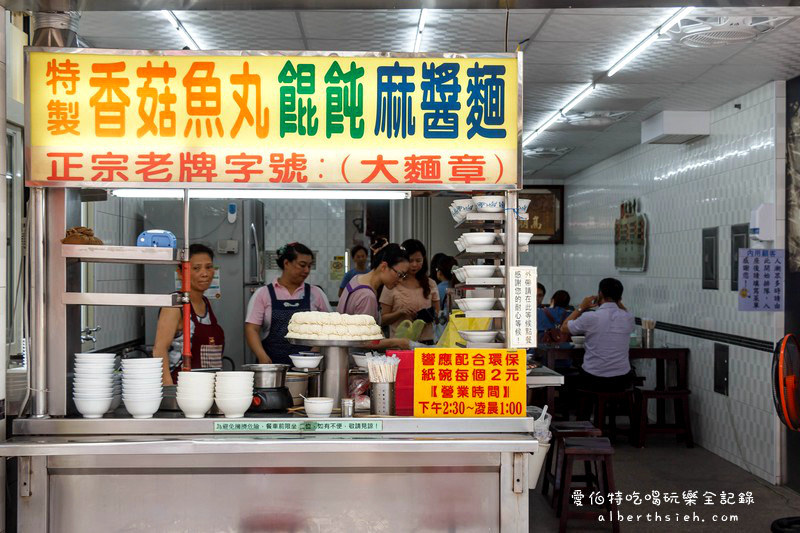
[62,293,181,307]
[455,278,506,288]
[456,245,527,259]
[62,244,180,265]
[459,310,505,318]
[466,342,505,349]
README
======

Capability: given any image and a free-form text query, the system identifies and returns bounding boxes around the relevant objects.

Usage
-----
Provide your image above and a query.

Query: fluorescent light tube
[659,6,694,35]
[111,189,411,201]
[160,10,179,29]
[161,10,200,50]
[413,9,427,53]
[607,31,660,77]
[561,83,595,115]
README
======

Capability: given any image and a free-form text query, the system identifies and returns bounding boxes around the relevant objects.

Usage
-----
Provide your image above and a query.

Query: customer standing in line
[560,278,635,393]
[380,239,440,343]
[338,245,370,298]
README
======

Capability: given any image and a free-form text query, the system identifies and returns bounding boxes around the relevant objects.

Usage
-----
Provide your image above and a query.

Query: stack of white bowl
[109,370,122,412]
[176,371,216,418]
[121,358,164,419]
[73,352,118,418]
[214,371,255,418]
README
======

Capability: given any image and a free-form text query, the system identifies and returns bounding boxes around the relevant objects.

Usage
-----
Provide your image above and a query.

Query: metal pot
[242,364,290,388]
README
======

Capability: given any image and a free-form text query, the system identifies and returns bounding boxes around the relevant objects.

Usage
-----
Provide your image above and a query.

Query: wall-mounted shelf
[460,310,505,318]
[455,278,506,288]
[457,245,528,259]
[62,292,181,307]
[62,244,180,265]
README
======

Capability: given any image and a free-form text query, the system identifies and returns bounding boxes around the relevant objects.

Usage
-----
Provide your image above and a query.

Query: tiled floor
[530,435,800,532]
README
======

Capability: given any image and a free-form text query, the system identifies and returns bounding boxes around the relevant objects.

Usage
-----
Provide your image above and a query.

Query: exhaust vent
[641,111,710,145]
[523,147,572,159]
[666,16,793,48]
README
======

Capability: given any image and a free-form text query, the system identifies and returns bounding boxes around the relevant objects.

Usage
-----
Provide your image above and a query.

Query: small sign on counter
[509,266,537,348]
[738,249,784,312]
[214,420,384,433]
[413,348,526,417]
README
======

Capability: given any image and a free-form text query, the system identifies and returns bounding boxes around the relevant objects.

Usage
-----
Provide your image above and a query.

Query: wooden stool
[577,388,637,444]
[558,437,619,533]
[636,388,694,448]
[542,421,602,509]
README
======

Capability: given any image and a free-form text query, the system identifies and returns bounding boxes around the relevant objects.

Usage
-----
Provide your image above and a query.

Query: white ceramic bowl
[123,396,162,419]
[178,383,215,393]
[74,363,115,371]
[351,354,369,369]
[72,391,114,399]
[215,379,255,388]
[473,196,505,213]
[289,354,323,369]
[74,386,115,395]
[462,265,497,278]
[458,330,498,343]
[74,359,116,367]
[177,395,214,418]
[454,268,466,283]
[452,198,475,210]
[215,396,253,418]
[121,360,163,368]
[456,298,497,311]
[498,232,534,246]
[178,372,216,382]
[74,397,113,418]
[304,397,334,418]
[454,240,465,252]
[498,298,506,309]
[571,336,586,346]
[216,371,255,379]
[461,232,497,246]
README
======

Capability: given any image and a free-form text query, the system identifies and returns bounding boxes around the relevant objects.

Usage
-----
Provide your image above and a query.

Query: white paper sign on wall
[509,266,537,349]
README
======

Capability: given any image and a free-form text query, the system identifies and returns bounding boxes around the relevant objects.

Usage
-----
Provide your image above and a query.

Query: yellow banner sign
[27,50,520,189]
[413,348,526,417]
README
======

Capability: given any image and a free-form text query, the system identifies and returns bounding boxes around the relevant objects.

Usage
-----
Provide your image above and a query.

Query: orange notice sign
[413,348,526,417]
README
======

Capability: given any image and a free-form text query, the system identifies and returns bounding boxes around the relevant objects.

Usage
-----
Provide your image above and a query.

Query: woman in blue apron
[245,242,331,365]
[152,244,225,385]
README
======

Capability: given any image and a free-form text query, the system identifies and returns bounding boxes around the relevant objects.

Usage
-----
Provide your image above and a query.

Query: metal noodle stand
[2,46,536,532]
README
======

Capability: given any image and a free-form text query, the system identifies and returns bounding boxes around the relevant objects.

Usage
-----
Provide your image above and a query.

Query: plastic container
[528,442,551,490]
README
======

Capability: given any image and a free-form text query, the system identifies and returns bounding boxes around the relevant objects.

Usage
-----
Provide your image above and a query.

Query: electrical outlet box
[714,343,729,396]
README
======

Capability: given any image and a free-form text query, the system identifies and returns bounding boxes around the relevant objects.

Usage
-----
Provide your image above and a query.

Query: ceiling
[75,7,800,182]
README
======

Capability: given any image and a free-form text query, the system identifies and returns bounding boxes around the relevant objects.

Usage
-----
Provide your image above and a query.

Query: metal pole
[0,7,7,528]
[504,191,519,350]
[30,188,47,418]
[181,189,191,371]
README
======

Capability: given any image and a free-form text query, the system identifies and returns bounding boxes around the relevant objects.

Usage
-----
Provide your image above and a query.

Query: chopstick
[366,354,400,383]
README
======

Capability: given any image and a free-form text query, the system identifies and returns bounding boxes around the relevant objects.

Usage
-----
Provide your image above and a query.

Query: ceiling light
[523,83,594,145]
[413,9,428,53]
[608,7,694,77]
[160,10,200,50]
[110,189,411,201]
[560,83,595,115]
[658,7,696,35]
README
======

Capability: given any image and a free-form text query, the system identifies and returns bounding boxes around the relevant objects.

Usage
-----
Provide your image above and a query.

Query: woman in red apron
[152,244,225,385]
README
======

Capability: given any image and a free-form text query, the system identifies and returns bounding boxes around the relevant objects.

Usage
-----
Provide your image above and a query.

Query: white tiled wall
[522,82,785,483]
[87,196,145,348]
[263,199,346,303]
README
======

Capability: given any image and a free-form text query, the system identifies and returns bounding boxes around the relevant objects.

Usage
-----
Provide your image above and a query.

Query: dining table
[534,345,690,424]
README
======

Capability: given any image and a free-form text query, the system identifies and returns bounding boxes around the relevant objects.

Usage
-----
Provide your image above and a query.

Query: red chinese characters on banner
[414,348,525,417]
[269,153,308,183]
[135,153,173,182]
[179,152,217,182]
[340,153,502,185]
[226,154,263,183]
[47,152,84,182]
[91,152,128,182]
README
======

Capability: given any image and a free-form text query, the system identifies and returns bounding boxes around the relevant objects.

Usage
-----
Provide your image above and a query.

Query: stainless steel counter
[13,413,534,435]
[8,415,537,531]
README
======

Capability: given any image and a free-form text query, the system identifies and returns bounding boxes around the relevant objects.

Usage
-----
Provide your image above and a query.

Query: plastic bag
[348,374,370,398]
[436,310,493,348]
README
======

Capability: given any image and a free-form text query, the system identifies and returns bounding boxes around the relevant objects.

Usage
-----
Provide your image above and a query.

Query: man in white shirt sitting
[560,278,635,393]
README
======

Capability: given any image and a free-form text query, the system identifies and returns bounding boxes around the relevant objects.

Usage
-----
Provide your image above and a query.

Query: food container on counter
[286,372,309,407]
[241,364,289,388]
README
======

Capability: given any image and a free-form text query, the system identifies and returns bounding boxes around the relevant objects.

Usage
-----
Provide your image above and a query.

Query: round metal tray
[287,337,383,348]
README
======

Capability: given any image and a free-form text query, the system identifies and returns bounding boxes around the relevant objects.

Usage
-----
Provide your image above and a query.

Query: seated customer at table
[537,290,571,335]
[560,278,635,392]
